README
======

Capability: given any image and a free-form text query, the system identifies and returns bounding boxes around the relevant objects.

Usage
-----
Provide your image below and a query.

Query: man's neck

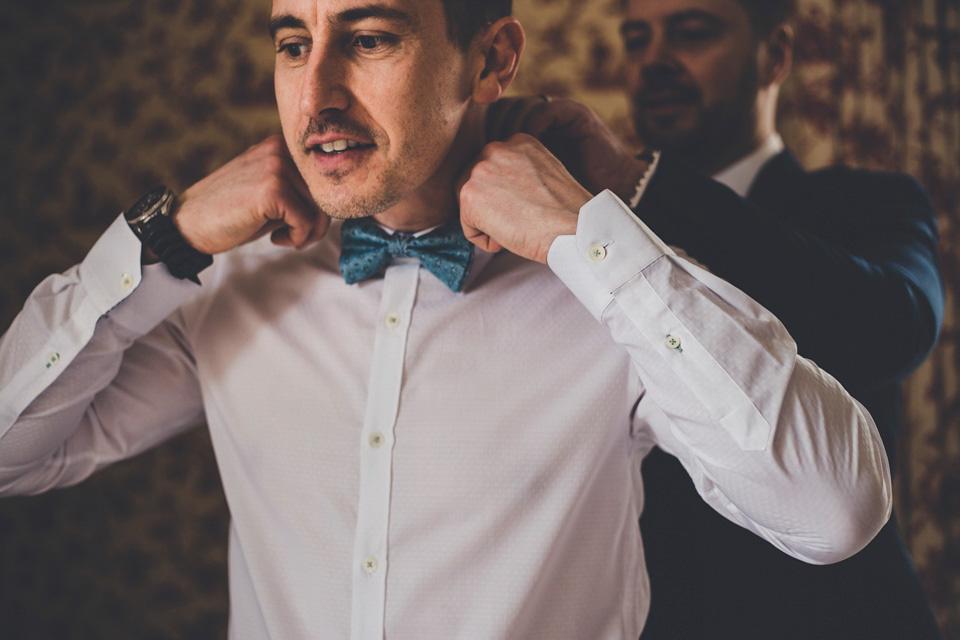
[712,133,785,197]
[373,105,487,233]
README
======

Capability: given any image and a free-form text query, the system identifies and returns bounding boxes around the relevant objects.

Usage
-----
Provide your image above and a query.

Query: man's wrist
[124,186,212,284]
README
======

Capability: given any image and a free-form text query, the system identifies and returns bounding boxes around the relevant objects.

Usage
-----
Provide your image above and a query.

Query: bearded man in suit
[490,0,944,637]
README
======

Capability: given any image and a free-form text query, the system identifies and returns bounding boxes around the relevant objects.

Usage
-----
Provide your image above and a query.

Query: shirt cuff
[547,189,674,321]
[78,213,204,334]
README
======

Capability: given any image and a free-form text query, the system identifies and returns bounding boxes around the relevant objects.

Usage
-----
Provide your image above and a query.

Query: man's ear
[472,17,525,105]
[761,23,794,87]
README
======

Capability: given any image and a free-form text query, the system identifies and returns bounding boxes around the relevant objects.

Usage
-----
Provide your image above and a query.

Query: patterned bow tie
[339,217,475,292]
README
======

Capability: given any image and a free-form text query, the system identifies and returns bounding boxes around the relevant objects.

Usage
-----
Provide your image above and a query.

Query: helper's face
[271,0,475,219]
[621,0,760,153]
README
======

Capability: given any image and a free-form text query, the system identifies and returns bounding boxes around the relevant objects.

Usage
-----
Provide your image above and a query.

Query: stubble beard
[632,62,760,171]
[310,166,408,220]
[296,122,437,221]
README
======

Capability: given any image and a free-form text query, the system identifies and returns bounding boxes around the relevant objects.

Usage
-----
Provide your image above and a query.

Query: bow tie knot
[339,217,475,292]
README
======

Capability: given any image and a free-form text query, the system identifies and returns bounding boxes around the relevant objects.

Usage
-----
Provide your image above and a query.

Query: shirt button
[362,556,379,574]
[45,352,61,369]
[120,273,135,290]
[384,312,402,328]
[588,243,607,262]
[369,432,385,448]
[665,335,682,351]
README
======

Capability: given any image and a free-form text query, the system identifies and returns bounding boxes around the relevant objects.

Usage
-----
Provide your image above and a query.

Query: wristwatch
[124,186,212,284]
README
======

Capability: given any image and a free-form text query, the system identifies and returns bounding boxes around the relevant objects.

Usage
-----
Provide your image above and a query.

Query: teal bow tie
[339,217,475,292]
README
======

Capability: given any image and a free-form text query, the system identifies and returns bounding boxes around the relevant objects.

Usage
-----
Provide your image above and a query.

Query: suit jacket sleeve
[635,153,943,397]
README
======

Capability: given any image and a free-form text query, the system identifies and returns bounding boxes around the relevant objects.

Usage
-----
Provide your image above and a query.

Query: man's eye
[277,42,308,59]
[673,27,719,44]
[353,34,390,51]
[623,36,649,53]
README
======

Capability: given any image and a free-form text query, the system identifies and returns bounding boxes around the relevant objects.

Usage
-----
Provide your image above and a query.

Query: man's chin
[633,114,703,155]
[313,188,403,221]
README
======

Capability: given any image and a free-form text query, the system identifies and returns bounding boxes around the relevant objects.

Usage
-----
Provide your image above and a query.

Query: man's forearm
[636,156,943,391]
[0,216,203,495]
[550,191,891,564]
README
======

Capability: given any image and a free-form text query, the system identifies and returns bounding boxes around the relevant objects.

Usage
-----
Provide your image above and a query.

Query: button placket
[350,263,419,639]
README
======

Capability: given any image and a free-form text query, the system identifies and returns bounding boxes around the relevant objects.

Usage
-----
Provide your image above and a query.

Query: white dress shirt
[0,189,890,639]
[712,133,786,196]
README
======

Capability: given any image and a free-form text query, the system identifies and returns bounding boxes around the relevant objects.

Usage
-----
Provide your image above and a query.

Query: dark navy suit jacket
[635,151,945,639]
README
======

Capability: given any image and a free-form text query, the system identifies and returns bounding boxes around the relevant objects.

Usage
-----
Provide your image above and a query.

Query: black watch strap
[124,186,212,285]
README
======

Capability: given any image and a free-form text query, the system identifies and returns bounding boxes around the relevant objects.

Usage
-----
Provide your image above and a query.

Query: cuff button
[588,243,607,262]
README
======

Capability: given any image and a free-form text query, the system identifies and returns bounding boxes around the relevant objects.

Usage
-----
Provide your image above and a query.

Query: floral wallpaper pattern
[0,0,956,637]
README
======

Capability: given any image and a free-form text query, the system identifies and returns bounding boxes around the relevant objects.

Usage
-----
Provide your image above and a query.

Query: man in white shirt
[488,0,944,637]
[0,0,893,638]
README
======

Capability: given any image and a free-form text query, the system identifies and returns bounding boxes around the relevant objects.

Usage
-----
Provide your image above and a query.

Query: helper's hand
[173,135,329,254]
[457,134,589,264]
[485,96,647,203]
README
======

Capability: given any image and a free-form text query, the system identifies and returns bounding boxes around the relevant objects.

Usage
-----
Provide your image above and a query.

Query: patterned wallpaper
[0,0,957,637]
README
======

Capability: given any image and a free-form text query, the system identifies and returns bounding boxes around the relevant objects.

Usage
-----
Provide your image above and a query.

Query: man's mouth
[636,81,700,108]
[308,138,375,155]
[640,91,698,110]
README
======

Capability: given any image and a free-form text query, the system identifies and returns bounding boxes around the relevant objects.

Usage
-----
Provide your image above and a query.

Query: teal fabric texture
[339,217,475,292]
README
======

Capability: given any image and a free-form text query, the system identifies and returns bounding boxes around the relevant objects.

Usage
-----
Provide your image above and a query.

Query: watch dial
[126,186,167,221]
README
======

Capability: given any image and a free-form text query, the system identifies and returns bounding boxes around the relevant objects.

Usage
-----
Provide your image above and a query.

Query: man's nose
[639,33,682,74]
[299,46,351,117]
[632,42,684,89]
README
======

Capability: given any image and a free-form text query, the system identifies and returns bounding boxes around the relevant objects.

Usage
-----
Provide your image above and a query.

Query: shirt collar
[712,133,785,197]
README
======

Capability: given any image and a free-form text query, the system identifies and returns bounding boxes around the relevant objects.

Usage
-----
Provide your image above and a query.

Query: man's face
[621,0,760,155]
[271,0,475,219]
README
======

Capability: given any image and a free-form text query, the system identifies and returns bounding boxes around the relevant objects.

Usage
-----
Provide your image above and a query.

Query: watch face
[125,185,168,222]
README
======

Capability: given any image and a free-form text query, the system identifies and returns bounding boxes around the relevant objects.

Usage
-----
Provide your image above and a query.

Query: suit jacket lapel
[746,149,807,213]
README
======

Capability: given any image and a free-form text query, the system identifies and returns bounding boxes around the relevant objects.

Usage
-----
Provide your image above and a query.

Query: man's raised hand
[485,96,647,203]
[457,134,589,264]
[173,135,329,255]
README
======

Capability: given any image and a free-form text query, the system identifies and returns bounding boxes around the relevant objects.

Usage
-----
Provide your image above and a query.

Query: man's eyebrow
[269,15,307,41]
[621,9,725,34]
[334,4,418,27]
[269,5,418,40]
[665,9,725,28]
[620,20,649,35]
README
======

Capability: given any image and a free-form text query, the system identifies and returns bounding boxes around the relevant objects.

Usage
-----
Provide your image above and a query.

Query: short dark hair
[441,0,512,49]
[736,0,796,37]
[618,0,795,39]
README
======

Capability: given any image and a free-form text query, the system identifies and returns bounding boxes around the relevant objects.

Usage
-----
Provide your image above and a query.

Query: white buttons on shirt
[369,433,385,448]
[588,243,607,262]
[120,274,135,290]
[384,312,402,329]
[362,556,379,574]
[665,335,682,351]
[45,353,61,369]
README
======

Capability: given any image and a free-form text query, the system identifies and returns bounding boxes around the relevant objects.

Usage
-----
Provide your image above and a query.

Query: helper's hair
[441,0,512,49]
[736,0,797,37]
[618,0,796,38]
